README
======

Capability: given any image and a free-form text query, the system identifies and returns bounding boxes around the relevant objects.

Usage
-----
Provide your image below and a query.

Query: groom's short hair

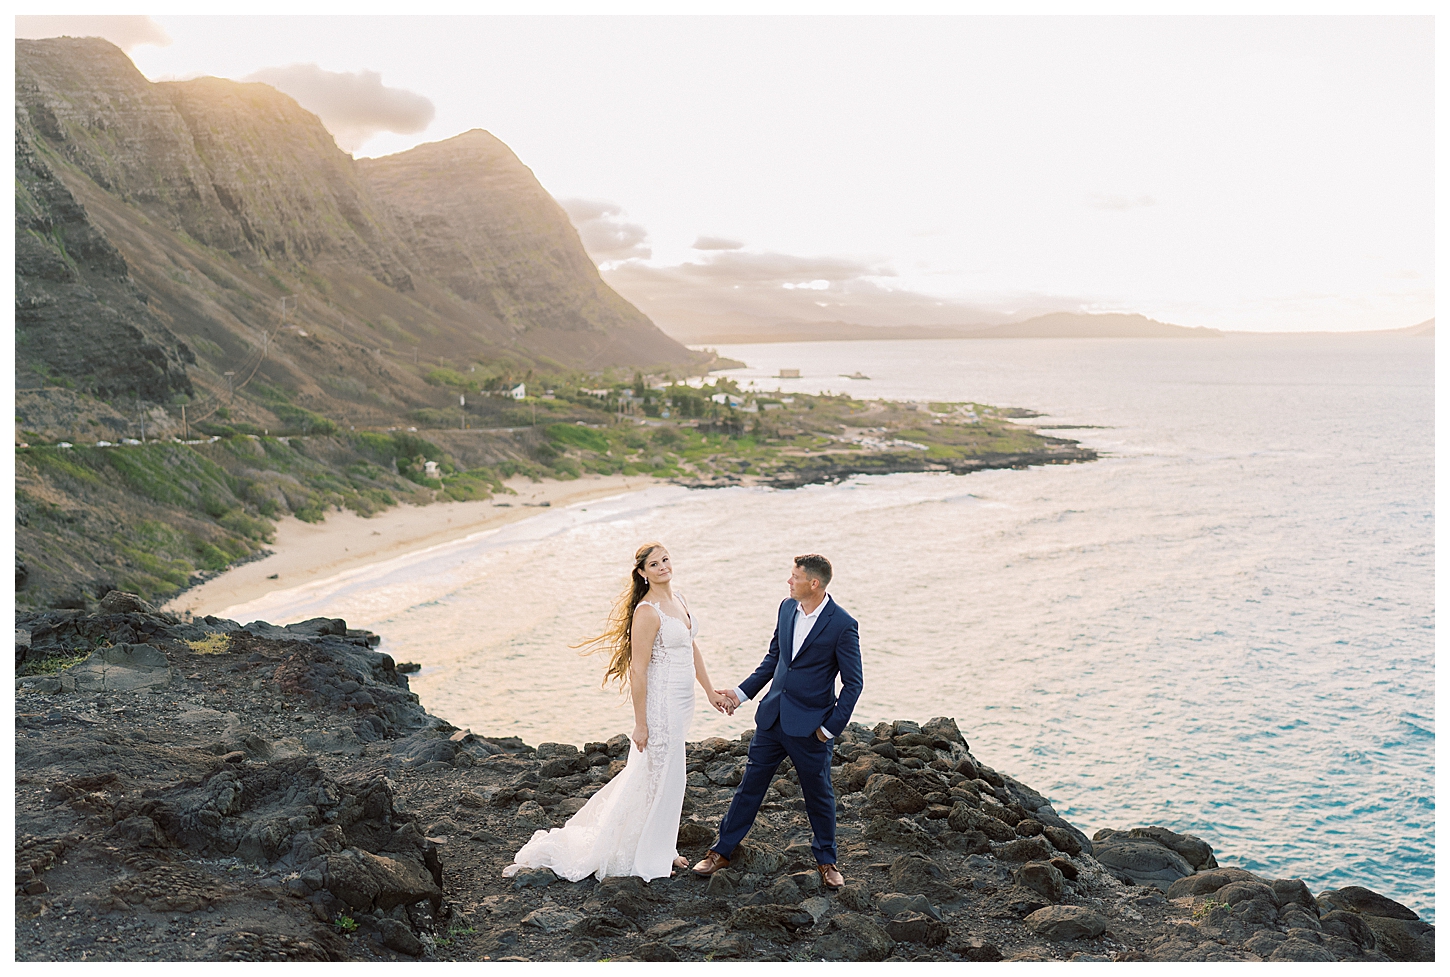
[794,554,832,587]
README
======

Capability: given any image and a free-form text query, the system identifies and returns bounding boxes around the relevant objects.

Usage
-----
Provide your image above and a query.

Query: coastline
[162,474,662,619]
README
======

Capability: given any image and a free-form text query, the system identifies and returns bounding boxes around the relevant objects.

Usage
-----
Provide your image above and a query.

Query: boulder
[1015,818,1044,837]
[728,904,813,942]
[521,905,583,934]
[939,829,991,855]
[1035,811,1093,856]
[371,916,424,956]
[635,942,680,961]
[876,892,943,921]
[1268,878,1316,912]
[1315,885,1419,921]
[1091,835,1193,889]
[321,847,441,912]
[61,643,172,692]
[668,923,749,957]
[862,816,939,853]
[888,853,956,903]
[1024,905,1108,941]
[706,761,744,787]
[1267,938,1337,962]
[510,867,557,890]
[952,940,1003,961]
[920,717,968,750]
[1216,880,1277,908]
[1042,825,1082,856]
[1118,826,1216,871]
[1049,857,1078,881]
[812,913,893,962]
[833,755,886,794]
[727,840,786,874]
[1359,916,1434,962]
[1318,910,1377,950]
[837,884,874,911]
[865,774,928,814]
[1165,867,1264,900]
[677,821,716,847]
[995,837,1055,863]
[515,800,551,829]
[1014,861,1065,902]
[99,590,158,615]
[947,803,1015,842]
[885,912,948,946]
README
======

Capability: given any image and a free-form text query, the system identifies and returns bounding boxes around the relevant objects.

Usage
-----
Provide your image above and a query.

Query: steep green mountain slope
[12,36,714,609]
[15,37,708,441]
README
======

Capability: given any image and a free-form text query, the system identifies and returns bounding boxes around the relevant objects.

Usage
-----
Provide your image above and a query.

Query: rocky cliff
[14,603,1433,962]
[14,37,705,440]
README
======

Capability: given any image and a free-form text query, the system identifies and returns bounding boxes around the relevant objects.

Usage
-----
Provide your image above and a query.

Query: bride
[503,541,734,882]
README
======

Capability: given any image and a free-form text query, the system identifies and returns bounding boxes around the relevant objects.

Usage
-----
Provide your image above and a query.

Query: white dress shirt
[735,594,835,740]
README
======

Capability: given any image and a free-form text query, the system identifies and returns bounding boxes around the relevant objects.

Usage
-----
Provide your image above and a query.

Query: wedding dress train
[504,601,696,882]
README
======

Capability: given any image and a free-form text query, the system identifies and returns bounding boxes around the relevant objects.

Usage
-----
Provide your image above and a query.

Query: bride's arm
[629,604,658,750]
[693,641,733,714]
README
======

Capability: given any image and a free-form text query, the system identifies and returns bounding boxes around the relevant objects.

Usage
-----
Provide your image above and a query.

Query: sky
[15,14,1436,334]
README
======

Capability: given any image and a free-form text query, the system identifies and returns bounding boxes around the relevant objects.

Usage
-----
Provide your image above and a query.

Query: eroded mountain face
[14,36,702,436]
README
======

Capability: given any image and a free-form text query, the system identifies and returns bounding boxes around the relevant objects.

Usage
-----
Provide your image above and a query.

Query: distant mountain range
[15,37,705,432]
[665,311,1225,345]
[663,311,1437,345]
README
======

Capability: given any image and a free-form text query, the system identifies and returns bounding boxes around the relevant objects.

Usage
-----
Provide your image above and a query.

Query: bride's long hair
[575,541,663,689]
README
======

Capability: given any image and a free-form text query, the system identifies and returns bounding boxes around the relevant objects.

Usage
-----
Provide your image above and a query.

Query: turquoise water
[226,334,1434,919]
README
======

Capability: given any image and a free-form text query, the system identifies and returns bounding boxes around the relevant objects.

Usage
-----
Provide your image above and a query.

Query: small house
[510,384,526,400]
[778,368,801,378]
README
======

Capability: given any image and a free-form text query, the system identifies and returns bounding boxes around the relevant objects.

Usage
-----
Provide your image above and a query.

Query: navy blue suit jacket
[740,596,863,738]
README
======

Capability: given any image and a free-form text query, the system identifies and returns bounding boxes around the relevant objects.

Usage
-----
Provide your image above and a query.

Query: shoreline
[162,474,663,618]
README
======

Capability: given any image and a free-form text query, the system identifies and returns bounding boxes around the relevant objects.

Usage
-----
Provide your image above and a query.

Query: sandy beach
[162,474,659,618]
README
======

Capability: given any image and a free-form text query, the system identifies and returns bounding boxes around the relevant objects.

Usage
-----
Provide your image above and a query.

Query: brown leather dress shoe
[818,863,845,889]
[692,851,730,876]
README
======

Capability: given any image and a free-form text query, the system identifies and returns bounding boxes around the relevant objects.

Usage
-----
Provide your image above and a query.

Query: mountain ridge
[15,36,706,442]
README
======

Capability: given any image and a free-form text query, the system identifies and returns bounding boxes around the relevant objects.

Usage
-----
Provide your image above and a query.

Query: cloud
[692,235,744,251]
[16,15,171,51]
[243,64,435,154]
[558,199,651,262]
[1088,193,1158,211]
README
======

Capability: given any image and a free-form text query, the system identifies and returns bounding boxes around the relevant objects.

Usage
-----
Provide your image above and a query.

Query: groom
[692,554,863,889]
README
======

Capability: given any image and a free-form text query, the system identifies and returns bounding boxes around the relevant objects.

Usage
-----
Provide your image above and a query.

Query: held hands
[632,722,649,752]
[712,689,740,716]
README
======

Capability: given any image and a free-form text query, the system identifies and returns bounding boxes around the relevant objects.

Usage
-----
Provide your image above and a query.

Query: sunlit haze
[18,14,1434,334]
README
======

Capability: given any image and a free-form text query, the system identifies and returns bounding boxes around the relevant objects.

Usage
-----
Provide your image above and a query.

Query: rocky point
[14,596,1434,962]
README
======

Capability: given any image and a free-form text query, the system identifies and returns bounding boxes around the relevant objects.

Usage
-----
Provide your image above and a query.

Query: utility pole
[181,404,187,440]
[460,394,466,430]
[224,371,236,402]
[137,396,145,444]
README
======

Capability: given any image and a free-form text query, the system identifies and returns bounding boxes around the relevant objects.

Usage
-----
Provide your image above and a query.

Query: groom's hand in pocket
[815,729,830,743]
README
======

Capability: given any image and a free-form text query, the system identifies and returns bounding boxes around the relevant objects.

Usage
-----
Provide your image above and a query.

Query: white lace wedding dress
[503,601,697,882]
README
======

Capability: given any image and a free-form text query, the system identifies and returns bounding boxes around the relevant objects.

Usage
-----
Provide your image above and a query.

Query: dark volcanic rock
[13,612,1425,968]
[1024,905,1108,941]
[1316,884,1420,921]
[1090,832,1193,889]
[887,852,957,904]
[812,913,893,961]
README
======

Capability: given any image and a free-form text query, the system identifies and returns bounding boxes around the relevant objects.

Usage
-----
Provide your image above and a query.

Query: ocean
[221,334,1434,919]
